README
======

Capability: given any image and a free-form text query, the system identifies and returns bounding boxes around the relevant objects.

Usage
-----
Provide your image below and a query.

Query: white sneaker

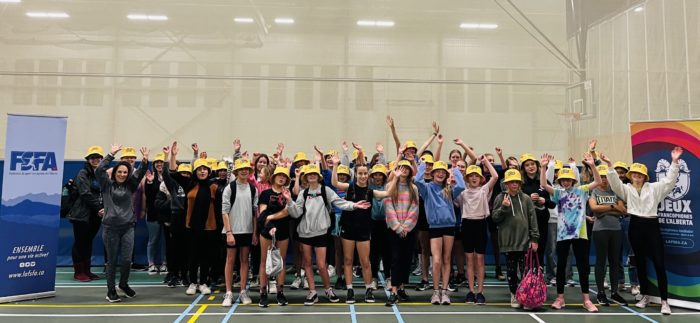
[566,279,577,287]
[148,265,158,275]
[661,301,671,315]
[291,276,302,290]
[370,279,378,290]
[186,283,197,295]
[159,265,168,275]
[222,292,234,307]
[249,278,259,288]
[631,285,640,296]
[269,284,277,294]
[198,284,211,295]
[303,276,310,289]
[510,293,520,308]
[604,280,609,289]
[239,290,252,305]
[328,265,336,277]
[636,295,651,309]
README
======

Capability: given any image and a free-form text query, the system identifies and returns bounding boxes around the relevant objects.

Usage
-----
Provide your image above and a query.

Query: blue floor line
[378,272,405,323]
[589,287,658,323]
[173,293,204,323]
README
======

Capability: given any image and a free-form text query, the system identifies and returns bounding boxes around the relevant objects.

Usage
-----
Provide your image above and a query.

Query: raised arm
[353,142,366,167]
[96,145,121,187]
[454,138,478,165]
[451,167,466,198]
[539,154,555,194]
[482,156,499,191]
[495,147,507,170]
[375,143,387,165]
[434,134,444,162]
[327,186,370,211]
[583,152,602,191]
[330,154,350,191]
[386,115,401,154]
[600,154,629,201]
[314,145,328,170]
[652,147,683,199]
[129,147,150,191]
[341,141,351,166]
[417,121,439,157]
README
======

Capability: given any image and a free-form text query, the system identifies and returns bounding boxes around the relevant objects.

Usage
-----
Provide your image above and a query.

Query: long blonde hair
[388,166,419,206]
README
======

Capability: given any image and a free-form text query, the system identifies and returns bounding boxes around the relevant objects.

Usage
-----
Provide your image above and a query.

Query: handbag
[265,236,283,277]
[516,247,547,309]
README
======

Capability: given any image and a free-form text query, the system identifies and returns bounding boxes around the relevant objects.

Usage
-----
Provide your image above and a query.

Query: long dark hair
[253,154,270,177]
[110,161,133,184]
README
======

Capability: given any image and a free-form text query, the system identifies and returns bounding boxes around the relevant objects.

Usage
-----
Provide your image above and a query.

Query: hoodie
[414,162,466,228]
[95,153,147,229]
[492,191,539,253]
[287,185,355,238]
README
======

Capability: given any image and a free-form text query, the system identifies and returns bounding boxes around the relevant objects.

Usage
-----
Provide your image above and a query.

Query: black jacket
[521,173,555,222]
[144,175,162,222]
[67,162,103,222]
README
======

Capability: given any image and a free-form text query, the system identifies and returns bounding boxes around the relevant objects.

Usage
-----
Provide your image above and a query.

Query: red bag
[516,248,547,309]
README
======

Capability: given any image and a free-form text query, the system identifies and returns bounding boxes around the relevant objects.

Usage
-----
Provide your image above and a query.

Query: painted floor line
[529,313,546,323]
[173,294,204,323]
[378,272,405,323]
[590,287,659,323]
[187,304,208,323]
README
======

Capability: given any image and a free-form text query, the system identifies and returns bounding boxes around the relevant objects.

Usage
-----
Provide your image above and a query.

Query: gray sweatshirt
[221,181,258,234]
[287,185,355,238]
[96,154,147,229]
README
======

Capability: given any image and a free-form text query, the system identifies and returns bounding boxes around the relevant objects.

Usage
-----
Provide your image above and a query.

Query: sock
[347,285,353,290]
[365,284,372,289]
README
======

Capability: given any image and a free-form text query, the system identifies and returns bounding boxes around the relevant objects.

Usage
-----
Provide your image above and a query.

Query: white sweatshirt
[606,163,680,218]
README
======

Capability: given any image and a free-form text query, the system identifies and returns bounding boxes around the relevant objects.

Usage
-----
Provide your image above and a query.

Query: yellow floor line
[187,304,208,323]
[208,296,215,301]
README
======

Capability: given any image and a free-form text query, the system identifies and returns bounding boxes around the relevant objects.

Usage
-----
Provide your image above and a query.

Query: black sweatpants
[165,225,188,279]
[505,251,525,294]
[71,218,102,264]
[371,219,392,279]
[389,230,417,288]
[629,216,668,300]
[556,238,590,294]
[187,229,219,285]
[593,230,622,293]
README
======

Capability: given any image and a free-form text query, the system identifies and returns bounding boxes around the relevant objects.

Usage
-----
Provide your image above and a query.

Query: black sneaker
[163,273,172,284]
[105,289,121,303]
[465,291,476,304]
[446,282,458,292]
[597,293,611,306]
[476,293,486,305]
[397,289,410,302]
[346,289,356,304]
[456,274,467,286]
[181,277,190,287]
[259,293,269,308]
[610,292,628,306]
[167,277,179,288]
[277,292,289,306]
[364,288,375,303]
[118,284,136,298]
[326,288,340,303]
[304,292,319,306]
[385,293,398,306]
[415,280,429,291]
[335,276,345,290]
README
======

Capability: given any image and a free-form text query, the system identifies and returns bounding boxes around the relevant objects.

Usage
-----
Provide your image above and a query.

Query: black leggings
[536,213,549,265]
[629,216,668,300]
[389,230,417,288]
[556,238,589,294]
[593,230,622,293]
[505,251,525,294]
[371,220,392,278]
[187,229,219,285]
[165,226,188,279]
[71,218,101,264]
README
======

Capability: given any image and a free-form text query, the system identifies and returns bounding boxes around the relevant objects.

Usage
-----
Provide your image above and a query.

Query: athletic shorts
[340,225,371,242]
[298,234,329,248]
[428,227,455,239]
[223,233,252,249]
[461,218,488,254]
[260,223,290,241]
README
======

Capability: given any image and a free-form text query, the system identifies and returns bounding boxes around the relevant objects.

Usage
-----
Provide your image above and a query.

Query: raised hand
[495,146,503,156]
[568,157,576,164]
[145,170,154,182]
[454,138,464,146]
[352,142,363,151]
[233,139,241,152]
[171,141,179,156]
[281,188,292,202]
[671,146,684,162]
[331,154,340,165]
[341,141,349,152]
[139,147,150,159]
[376,142,384,154]
[199,152,207,159]
[432,121,439,134]
[502,195,511,207]
[162,146,170,155]
[191,143,199,153]
[398,144,406,156]
[110,144,123,155]
[386,115,395,128]
[540,153,550,166]
[583,152,595,165]
[294,168,302,177]
[241,151,249,160]
[253,152,261,159]
[600,153,612,166]
[589,139,598,151]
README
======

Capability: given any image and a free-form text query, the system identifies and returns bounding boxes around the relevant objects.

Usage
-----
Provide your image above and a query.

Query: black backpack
[300,184,335,231]
[60,179,79,218]
[228,181,257,216]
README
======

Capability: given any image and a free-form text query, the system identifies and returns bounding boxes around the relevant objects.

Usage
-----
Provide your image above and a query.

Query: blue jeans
[146,221,165,265]
[619,216,639,285]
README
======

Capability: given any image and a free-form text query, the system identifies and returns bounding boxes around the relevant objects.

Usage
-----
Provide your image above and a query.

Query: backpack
[228,181,257,216]
[301,184,334,231]
[60,179,79,218]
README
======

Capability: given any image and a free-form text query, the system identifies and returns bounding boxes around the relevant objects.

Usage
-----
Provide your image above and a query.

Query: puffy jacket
[67,162,103,222]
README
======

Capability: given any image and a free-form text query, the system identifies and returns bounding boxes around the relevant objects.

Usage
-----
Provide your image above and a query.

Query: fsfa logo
[656,159,690,201]
[9,151,58,171]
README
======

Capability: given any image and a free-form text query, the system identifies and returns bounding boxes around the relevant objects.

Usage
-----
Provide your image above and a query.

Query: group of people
[65,117,683,315]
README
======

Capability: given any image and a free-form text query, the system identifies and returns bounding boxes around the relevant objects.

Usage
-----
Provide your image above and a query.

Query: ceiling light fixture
[274,17,294,24]
[460,23,498,29]
[26,12,69,18]
[0,0,22,3]
[357,20,394,27]
[633,6,644,12]
[127,14,168,21]
[234,17,254,23]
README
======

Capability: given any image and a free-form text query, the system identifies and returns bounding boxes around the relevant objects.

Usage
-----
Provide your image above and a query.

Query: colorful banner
[0,114,67,303]
[631,120,700,310]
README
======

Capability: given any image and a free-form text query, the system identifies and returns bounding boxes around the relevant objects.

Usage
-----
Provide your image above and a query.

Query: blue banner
[0,114,67,303]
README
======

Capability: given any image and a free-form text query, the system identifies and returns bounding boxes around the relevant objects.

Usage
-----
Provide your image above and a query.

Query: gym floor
[0,266,697,323]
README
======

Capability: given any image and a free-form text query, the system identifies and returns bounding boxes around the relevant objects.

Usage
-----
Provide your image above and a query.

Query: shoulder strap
[229,181,237,206]
[320,184,330,211]
[249,183,257,212]
[301,188,310,219]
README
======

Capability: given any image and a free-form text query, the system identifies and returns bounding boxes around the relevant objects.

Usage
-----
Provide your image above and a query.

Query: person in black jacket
[160,155,192,287]
[519,153,555,264]
[67,145,105,282]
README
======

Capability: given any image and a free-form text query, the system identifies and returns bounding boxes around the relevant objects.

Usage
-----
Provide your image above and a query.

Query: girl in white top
[602,147,683,316]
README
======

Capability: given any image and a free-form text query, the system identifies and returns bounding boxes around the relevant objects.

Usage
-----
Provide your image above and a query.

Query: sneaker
[397,289,410,302]
[370,279,378,290]
[353,266,361,278]
[551,297,565,310]
[186,283,197,295]
[475,293,486,305]
[328,265,336,277]
[326,288,340,303]
[276,292,289,306]
[630,285,640,296]
[661,300,671,315]
[163,273,173,284]
[167,277,180,288]
[106,289,121,303]
[346,289,356,304]
[597,293,610,306]
[118,284,136,298]
[386,293,398,306]
[510,293,520,308]
[636,295,651,309]
[304,291,319,306]
[198,284,211,295]
[465,291,476,304]
[181,277,190,287]
[249,278,260,289]
[610,292,628,306]
[159,265,168,275]
[258,293,269,308]
[222,292,234,307]
[233,278,241,288]
[364,288,375,303]
[239,290,252,305]
[148,265,158,275]
[415,280,429,291]
[384,278,392,291]
[584,300,599,312]
[549,278,557,286]
[567,279,577,287]
[303,277,310,290]
[618,283,627,291]
[291,275,302,290]
[446,282,458,292]
[269,284,277,294]
[431,290,441,305]
[412,266,422,276]
[440,290,451,305]
[455,274,467,286]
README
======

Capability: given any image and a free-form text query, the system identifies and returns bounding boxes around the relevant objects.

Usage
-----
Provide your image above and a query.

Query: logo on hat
[656,159,690,201]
